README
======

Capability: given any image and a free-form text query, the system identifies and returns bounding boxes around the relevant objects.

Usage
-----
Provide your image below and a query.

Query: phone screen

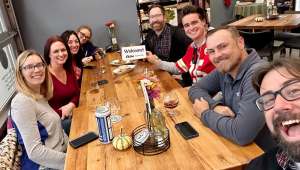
[69,132,98,148]
[175,122,199,139]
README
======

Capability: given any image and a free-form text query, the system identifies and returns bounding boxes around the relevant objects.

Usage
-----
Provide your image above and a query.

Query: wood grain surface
[65,86,264,170]
[79,52,182,106]
[228,14,300,29]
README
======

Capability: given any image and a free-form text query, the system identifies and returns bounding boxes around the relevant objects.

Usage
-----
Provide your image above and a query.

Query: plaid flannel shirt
[276,149,298,170]
[154,25,170,61]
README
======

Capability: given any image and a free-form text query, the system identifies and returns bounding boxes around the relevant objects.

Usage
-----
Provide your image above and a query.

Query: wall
[12,0,141,54]
[210,0,237,27]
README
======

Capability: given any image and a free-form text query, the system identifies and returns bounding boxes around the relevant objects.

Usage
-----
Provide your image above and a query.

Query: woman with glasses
[76,25,105,62]
[11,50,68,170]
[44,36,80,136]
[61,30,84,86]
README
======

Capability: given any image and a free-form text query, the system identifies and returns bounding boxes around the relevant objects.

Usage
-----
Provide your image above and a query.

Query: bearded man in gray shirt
[188,26,276,151]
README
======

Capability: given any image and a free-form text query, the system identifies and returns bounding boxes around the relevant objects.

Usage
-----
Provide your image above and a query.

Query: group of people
[144,4,300,170]
[7,3,300,170]
[10,25,104,170]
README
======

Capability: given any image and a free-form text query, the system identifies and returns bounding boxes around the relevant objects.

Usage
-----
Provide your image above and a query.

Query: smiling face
[149,7,166,33]
[77,28,91,44]
[206,29,245,76]
[182,13,206,43]
[67,34,79,56]
[49,41,68,66]
[261,67,300,161]
[21,55,45,93]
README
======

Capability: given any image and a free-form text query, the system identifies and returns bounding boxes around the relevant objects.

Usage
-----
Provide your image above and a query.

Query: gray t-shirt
[11,93,68,170]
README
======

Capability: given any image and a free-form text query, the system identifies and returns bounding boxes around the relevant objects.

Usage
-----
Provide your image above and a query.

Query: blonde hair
[76,25,92,37]
[15,50,53,100]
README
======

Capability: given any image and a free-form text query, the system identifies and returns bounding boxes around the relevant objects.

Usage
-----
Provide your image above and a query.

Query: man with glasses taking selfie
[188,26,276,151]
[246,58,300,170]
[145,5,215,86]
[142,4,195,87]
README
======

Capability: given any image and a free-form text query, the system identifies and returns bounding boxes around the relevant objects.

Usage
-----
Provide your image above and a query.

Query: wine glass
[106,97,122,123]
[142,67,154,77]
[163,91,179,116]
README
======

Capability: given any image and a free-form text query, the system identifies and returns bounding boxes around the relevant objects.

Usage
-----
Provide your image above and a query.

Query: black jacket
[245,147,282,170]
[141,23,193,86]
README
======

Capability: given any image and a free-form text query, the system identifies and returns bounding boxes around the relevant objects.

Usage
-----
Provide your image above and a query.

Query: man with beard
[188,26,276,151]
[142,4,193,87]
[145,5,215,85]
[246,58,300,170]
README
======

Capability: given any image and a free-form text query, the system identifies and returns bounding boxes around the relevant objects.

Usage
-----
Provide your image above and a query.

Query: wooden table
[65,87,264,170]
[65,52,264,170]
[228,14,300,30]
[79,52,182,106]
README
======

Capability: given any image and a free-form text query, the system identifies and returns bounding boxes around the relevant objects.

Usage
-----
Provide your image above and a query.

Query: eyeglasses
[149,14,163,20]
[79,32,90,40]
[20,63,46,72]
[192,48,197,64]
[255,80,300,111]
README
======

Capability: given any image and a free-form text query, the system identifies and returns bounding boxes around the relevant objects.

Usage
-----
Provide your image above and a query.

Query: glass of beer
[90,72,99,94]
[163,91,179,116]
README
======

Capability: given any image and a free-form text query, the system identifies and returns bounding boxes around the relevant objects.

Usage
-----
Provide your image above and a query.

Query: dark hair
[61,30,84,68]
[181,5,206,22]
[206,26,240,40]
[148,4,165,16]
[252,58,300,94]
[44,36,72,70]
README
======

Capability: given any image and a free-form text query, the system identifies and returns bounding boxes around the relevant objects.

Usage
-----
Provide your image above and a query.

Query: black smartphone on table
[69,131,99,148]
[84,66,96,69]
[175,121,199,139]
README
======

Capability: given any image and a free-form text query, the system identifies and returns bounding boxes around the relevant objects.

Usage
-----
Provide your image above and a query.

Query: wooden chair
[239,30,284,61]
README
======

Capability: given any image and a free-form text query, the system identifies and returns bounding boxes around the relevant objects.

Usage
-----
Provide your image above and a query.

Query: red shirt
[175,42,215,83]
[72,58,82,81]
[48,68,80,117]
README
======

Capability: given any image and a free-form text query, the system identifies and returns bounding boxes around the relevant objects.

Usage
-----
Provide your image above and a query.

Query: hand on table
[59,102,75,120]
[193,97,209,118]
[144,51,160,65]
[82,56,93,66]
[172,74,183,80]
[213,105,236,117]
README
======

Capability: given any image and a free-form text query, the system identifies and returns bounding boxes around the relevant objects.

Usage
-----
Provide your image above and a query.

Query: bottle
[144,98,168,141]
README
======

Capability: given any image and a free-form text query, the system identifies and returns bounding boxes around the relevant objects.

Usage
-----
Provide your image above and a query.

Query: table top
[65,87,264,170]
[78,52,182,106]
[228,14,300,29]
[65,53,264,170]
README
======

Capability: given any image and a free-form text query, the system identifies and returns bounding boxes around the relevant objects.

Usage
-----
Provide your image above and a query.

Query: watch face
[0,49,8,69]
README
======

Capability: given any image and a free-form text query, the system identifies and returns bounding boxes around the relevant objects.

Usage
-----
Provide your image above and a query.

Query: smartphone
[84,66,96,69]
[98,79,108,85]
[175,121,199,139]
[69,131,98,148]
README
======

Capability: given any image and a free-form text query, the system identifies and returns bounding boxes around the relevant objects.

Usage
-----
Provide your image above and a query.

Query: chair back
[221,17,237,26]
[284,10,300,14]
[238,30,274,50]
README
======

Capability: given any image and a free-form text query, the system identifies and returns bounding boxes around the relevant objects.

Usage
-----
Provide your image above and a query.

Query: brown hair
[148,4,165,16]
[252,58,300,94]
[15,50,53,100]
[181,5,206,21]
[206,26,240,40]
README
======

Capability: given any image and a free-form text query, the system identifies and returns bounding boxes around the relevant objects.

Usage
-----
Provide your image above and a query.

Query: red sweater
[48,68,80,117]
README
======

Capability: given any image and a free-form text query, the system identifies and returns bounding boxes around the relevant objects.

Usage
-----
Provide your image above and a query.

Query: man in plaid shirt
[248,58,300,170]
[141,4,193,87]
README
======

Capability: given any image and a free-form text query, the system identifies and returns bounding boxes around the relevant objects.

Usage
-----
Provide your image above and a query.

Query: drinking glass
[106,97,122,123]
[90,72,99,94]
[119,43,125,56]
[163,91,179,116]
[96,54,106,74]
[142,67,154,77]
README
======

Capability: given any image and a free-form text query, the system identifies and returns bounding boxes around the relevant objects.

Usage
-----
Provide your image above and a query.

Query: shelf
[177,2,192,10]
[141,17,149,21]
[138,0,159,4]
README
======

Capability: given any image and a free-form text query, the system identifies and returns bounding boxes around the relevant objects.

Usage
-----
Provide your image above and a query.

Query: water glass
[119,43,125,56]
[90,72,99,94]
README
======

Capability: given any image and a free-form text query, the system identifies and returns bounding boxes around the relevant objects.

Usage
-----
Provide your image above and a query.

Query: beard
[214,55,241,74]
[273,113,300,162]
[150,21,165,32]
